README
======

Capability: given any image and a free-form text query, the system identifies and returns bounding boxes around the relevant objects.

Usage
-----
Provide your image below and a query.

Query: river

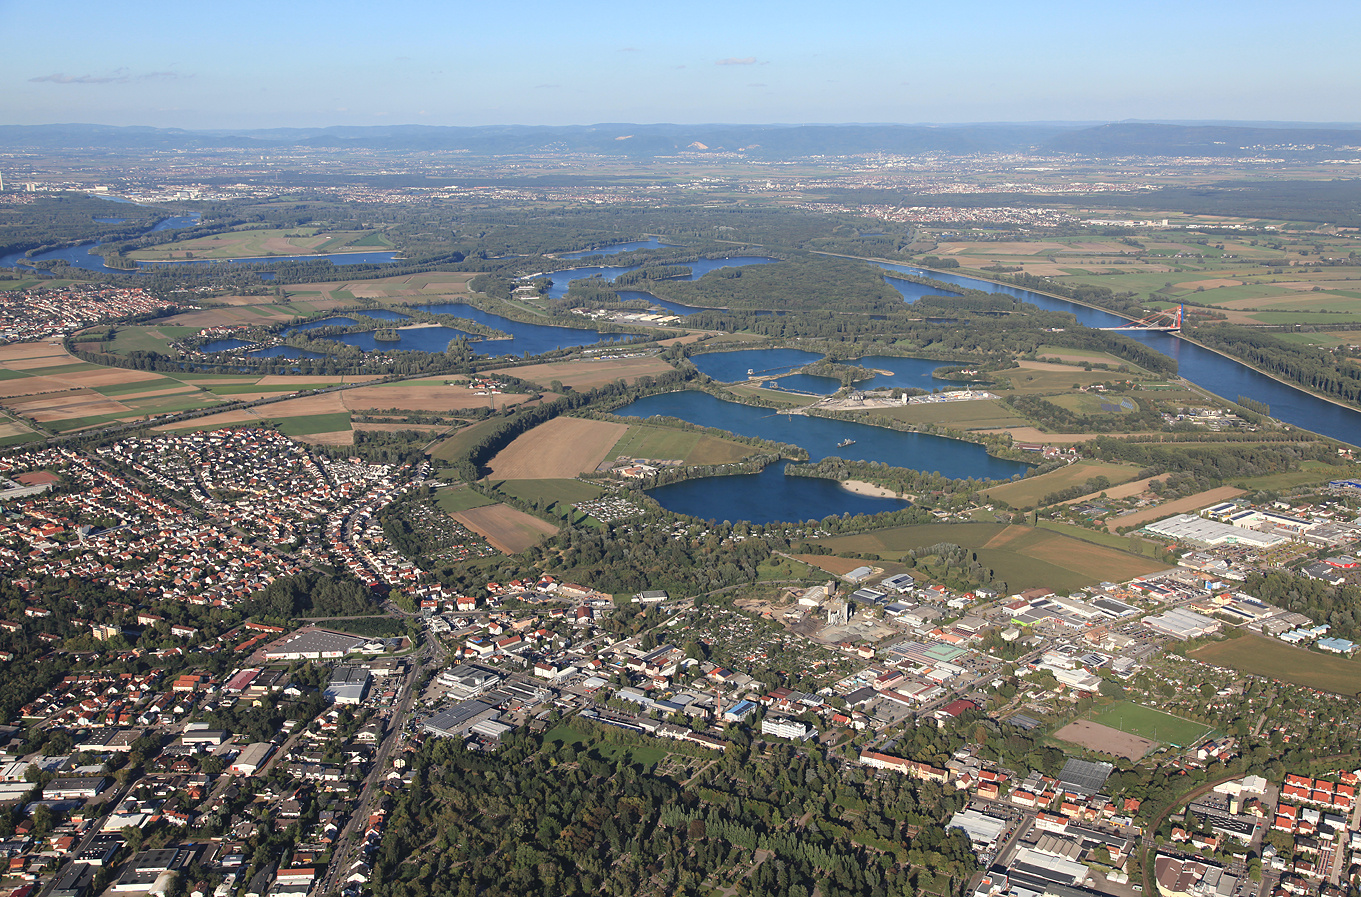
[874,262,1361,448]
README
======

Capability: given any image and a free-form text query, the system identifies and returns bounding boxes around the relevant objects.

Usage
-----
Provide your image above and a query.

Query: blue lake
[560,239,675,258]
[542,256,778,299]
[884,274,962,302]
[200,338,253,353]
[283,316,359,334]
[646,460,908,525]
[615,390,1029,479]
[247,346,332,360]
[413,302,624,356]
[691,348,823,381]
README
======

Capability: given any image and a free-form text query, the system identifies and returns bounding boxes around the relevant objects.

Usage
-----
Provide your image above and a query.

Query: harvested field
[1191,633,1361,697]
[156,409,261,431]
[156,305,302,327]
[56,369,166,388]
[657,333,707,346]
[999,427,1102,444]
[0,343,68,363]
[341,379,531,412]
[1060,474,1167,505]
[295,430,355,446]
[1106,485,1245,531]
[254,375,380,387]
[451,503,558,554]
[486,417,630,479]
[488,355,676,390]
[1052,720,1156,760]
[251,393,348,417]
[16,391,128,421]
[983,461,1140,508]
[790,554,873,577]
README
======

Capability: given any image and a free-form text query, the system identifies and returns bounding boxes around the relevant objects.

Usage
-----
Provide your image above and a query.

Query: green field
[491,478,603,509]
[268,412,352,436]
[984,460,1141,508]
[867,399,1029,430]
[130,227,391,261]
[1036,521,1168,558]
[1002,368,1122,393]
[434,485,498,514]
[1191,633,1361,697]
[726,384,819,407]
[817,522,1165,592]
[430,418,505,464]
[608,423,756,466]
[1048,393,1140,415]
[1233,460,1343,491]
[1087,701,1211,748]
[543,724,668,768]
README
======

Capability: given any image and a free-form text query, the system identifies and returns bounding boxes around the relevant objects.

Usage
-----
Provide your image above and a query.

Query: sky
[4,0,1360,130]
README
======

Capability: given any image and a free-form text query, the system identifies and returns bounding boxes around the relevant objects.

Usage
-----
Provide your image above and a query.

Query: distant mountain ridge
[3,121,1360,159]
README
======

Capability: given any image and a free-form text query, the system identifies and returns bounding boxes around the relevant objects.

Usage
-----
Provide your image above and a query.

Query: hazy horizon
[4,0,1360,131]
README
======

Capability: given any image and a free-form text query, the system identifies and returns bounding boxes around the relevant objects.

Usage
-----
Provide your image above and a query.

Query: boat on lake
[837,438,856,447]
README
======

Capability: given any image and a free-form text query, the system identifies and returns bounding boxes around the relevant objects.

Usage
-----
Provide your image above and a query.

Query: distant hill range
[4,121,1361,159]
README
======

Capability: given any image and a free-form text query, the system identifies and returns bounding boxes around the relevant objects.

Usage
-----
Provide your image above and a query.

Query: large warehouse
[1144,514,1287,548]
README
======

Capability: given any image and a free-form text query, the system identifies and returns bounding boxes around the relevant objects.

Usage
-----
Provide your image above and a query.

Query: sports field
[1191,633,1361,697]
[1086,701,1211,748]
[1052,720,1157,760]
[486,417,630,479]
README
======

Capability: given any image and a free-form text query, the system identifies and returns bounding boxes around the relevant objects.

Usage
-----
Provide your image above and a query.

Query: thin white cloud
[29,68,189,85]
[716,57,758,66]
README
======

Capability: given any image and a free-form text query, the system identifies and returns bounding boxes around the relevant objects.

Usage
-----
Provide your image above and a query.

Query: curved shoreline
[840,479,899,498]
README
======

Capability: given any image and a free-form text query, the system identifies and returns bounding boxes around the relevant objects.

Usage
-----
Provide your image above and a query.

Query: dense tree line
[1085,436,1335,485]
[1190,324,1361,408]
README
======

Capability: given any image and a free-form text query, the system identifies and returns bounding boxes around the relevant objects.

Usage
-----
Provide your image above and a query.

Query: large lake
[413,302,624,356]
[0,213,401,276]
[559,239,675,258]
[691,348,973,395]
[646,460,908,525]
[542,256,777,299]
[615,390,1028,478]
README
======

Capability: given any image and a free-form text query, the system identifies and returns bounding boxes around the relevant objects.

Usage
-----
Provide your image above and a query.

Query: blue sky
[4,0,1359,129]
